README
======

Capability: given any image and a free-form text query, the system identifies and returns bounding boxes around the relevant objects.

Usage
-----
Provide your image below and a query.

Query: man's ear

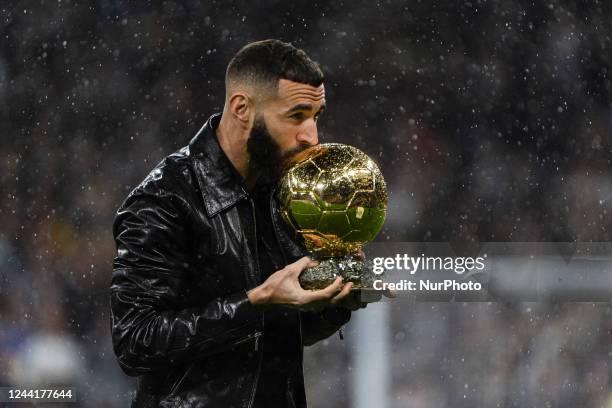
[227,92,253,129]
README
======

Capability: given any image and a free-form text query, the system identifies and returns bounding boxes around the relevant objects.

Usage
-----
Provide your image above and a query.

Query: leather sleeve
[300,307,351,346]
[110,190,261,376]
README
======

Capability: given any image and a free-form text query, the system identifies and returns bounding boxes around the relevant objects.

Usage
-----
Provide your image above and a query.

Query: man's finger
[383,289,397,298]
[307,259,319,268]
[331,282,353,304]
[303,276,343,302]
[288,256,313,275]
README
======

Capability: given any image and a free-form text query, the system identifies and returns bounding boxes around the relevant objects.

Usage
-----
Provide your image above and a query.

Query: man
[110,39,370,408]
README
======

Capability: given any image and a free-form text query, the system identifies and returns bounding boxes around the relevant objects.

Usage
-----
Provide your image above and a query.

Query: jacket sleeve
[110,189,261,376]
[300,307,351,346]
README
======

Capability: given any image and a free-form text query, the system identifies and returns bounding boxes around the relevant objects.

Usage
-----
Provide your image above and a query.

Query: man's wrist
[247,283,270,306]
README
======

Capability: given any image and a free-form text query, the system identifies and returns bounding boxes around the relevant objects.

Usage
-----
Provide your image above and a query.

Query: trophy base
[298,256,380,290]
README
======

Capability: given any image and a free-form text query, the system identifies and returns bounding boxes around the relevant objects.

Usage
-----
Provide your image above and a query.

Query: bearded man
[110,39,369,408]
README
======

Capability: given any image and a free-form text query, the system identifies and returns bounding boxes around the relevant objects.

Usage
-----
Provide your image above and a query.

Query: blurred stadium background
[1,1,612,406]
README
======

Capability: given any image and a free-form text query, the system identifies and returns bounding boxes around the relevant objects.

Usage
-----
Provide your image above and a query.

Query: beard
[246,116,311,186]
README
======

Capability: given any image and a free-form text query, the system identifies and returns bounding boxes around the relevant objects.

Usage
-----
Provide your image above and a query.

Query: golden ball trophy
[276,143,388,290]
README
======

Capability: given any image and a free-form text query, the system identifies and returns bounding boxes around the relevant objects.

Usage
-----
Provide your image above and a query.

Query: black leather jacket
[110,113,351,408]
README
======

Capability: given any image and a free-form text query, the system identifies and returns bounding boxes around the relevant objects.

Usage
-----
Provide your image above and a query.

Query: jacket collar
[189,113,248,217]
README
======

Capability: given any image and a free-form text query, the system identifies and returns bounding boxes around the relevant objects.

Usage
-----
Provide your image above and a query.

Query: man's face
[247,79,326,184]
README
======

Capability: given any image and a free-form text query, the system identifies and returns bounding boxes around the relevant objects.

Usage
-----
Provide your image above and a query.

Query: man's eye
[290,113,305,120]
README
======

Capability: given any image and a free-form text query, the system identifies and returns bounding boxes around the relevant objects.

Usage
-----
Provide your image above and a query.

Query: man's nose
[296,121,318,146]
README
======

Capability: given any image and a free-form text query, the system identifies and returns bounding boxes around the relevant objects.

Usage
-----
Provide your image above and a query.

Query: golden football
[276,143,387,257]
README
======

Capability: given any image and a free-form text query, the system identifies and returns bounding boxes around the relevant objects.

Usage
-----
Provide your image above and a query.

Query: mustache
[280,143,319,173]
[280,143,315,162]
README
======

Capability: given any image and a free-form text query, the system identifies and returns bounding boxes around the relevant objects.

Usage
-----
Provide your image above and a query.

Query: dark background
[1,1,611,406]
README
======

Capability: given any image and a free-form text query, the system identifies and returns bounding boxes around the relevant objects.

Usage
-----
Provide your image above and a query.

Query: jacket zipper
[247,196,265,408]
[247,329,264,408]
[268,189,306,352]
[268,186,289,266]
[199,330,263,358]
[268,190,346,343]
[247,197,261,289]
[234,330,263,348]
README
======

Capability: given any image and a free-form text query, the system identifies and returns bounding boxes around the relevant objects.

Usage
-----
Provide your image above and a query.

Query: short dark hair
[225,39,324,98]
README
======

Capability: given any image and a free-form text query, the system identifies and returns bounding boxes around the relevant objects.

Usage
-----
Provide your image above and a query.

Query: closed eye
[286,103,325,122]
[290,112,306,120]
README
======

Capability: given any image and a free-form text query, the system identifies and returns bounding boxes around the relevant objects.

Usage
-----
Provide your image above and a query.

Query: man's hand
[247,256,353,309]
[347,249,397,308]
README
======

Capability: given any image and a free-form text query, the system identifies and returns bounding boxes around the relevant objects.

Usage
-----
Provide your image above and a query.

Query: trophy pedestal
[298,256,380,290]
